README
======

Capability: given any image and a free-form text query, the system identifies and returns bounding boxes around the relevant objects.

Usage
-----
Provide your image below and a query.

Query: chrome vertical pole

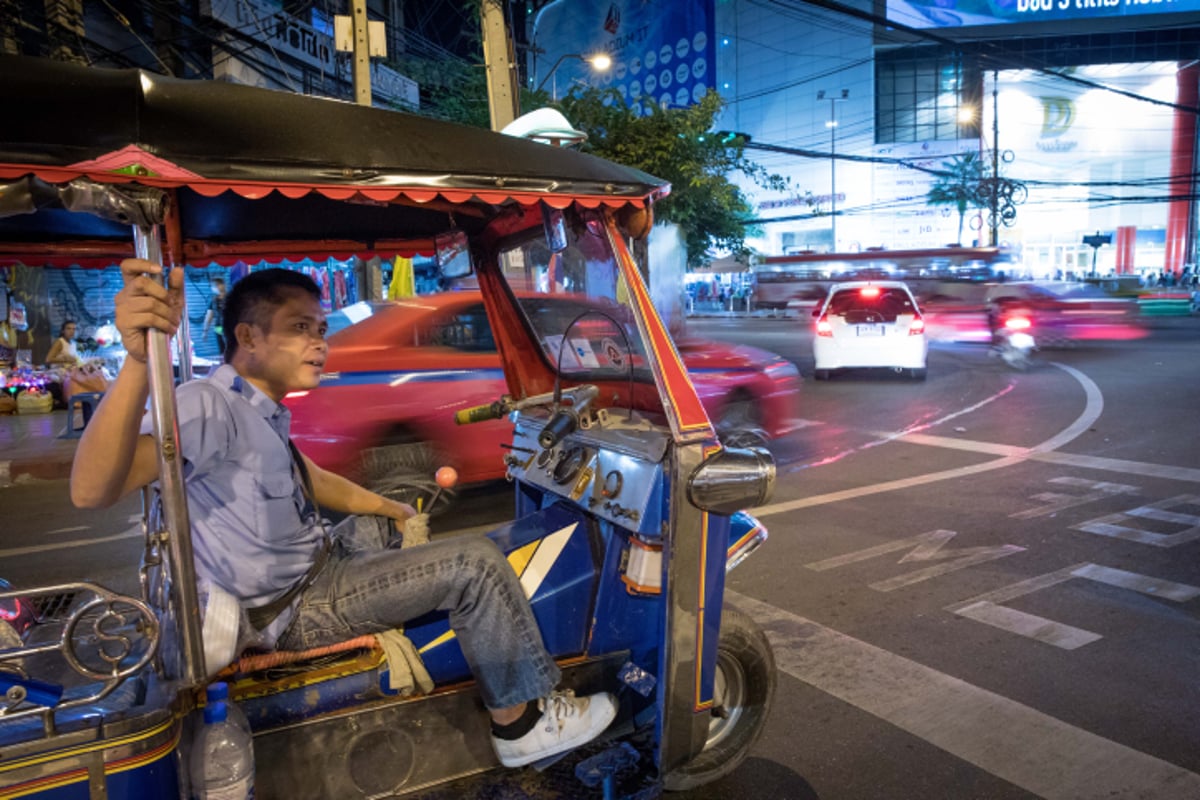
[133,224,205,687]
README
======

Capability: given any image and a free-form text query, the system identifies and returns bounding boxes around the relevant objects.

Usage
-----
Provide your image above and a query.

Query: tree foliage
[387,38,785,267]
[926,151,986,246]
[387,54,492,128]
[558,88,786,267]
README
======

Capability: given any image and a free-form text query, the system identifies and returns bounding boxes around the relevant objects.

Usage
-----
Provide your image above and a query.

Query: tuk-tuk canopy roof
[0,56,669,209]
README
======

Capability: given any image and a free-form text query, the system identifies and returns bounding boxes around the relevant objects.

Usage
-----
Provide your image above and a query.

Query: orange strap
[217,635,379,677]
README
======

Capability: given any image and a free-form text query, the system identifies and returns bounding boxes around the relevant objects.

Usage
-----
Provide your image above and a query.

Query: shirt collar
[211,364,291,437]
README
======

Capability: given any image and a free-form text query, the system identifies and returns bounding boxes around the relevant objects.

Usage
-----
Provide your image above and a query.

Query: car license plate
[856,325,885,337]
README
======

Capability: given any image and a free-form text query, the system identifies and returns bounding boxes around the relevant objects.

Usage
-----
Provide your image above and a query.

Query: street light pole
[818,89,848,251]
[536,53,612,102]
[990,70,999,247]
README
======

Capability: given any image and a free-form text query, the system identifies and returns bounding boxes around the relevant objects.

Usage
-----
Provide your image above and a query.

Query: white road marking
[0,461,10,488]
[946,562,1200,649]
[0,529,142,558]
[1074,495,1200,547]
[1029,451,1200,483]
[1010,476,1139,520]
[754,362,1200,517]
[954,600,1102,649]
[728,590,1200,799]
[1071,562,1200,602]
[45,525,91,535]
[805,529,1025,592]
[881,432,1028,457]
[755,454,1026,517]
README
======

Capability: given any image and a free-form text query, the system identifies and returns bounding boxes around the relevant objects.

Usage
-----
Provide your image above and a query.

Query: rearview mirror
[435,229,473,279]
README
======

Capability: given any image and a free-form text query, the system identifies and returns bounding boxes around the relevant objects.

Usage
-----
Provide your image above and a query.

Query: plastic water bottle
[190,700,255,800]
[205,682,251,739]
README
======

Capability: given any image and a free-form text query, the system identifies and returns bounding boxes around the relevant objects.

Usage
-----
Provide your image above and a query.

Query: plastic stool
[61,392,104,439]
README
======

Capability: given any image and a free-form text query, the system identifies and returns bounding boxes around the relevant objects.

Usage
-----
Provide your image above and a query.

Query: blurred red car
[286,293,801,497]
[919,280,1146,345]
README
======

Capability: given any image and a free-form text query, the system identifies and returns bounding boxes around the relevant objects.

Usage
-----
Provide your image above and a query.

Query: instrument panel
[507,411,668,535]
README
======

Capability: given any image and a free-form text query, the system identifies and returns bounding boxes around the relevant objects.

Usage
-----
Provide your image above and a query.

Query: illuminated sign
[888,0,1200,29]
[532,0,715,114]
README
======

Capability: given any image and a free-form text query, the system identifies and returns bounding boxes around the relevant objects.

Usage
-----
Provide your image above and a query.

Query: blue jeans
[277,529,561,709]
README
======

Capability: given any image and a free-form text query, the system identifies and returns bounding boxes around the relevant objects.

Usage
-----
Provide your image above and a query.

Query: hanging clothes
[388,256,415,299]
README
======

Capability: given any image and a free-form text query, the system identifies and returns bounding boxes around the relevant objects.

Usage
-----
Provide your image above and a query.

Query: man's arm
[70,259,183,509]
[301,452,416,526]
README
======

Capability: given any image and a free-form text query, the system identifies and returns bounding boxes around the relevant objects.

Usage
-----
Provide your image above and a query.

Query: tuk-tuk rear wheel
[663,608,776,792]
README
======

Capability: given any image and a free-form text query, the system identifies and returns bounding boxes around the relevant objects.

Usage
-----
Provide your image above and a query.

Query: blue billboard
[531,0,715,114]
[888,0,1200,28]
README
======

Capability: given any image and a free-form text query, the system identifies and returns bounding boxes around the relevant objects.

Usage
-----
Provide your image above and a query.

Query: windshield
[498,211,654,385]
[826,286,918,321]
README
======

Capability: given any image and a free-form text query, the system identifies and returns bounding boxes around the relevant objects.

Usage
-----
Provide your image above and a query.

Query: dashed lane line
[0,529,142,559]
[729,590,1200,800]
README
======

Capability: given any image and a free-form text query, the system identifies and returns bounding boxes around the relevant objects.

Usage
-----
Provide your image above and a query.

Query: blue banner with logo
[888,0,1200,29]
[532,0,715,114]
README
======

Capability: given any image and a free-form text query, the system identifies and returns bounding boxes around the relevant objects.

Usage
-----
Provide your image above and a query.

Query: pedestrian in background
[202,277,228,358]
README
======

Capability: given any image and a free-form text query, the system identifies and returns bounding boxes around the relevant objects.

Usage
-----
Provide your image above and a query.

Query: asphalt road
[676,314,1200,799]
[3,314,1197,799]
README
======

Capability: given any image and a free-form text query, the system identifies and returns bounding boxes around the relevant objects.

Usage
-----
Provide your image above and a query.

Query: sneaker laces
[540,690,582,734]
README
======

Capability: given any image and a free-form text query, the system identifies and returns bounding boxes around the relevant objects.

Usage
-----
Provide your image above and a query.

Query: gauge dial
[553,446,588,485]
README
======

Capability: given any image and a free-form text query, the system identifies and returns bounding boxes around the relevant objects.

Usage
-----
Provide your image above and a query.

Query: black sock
[491,700,542,740]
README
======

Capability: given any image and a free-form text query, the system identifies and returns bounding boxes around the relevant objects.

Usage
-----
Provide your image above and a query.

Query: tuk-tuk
[0,55,776,798]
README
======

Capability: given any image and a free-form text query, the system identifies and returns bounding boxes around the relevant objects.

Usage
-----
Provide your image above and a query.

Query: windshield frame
[483,205,715,444]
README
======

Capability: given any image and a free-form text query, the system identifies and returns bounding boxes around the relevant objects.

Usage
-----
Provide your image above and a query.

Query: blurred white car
[812,281,928,380]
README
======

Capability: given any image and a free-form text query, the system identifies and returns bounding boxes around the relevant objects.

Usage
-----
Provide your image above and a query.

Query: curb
[0,455,75,488]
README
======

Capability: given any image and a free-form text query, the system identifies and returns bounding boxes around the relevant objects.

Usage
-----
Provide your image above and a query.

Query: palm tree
[927,152,985,246]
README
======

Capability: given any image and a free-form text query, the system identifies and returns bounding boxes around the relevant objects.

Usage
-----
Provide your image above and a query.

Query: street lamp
[817,89,848,251]
[535,53,612,101]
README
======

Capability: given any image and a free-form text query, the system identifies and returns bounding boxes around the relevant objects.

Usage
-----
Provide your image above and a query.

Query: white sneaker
[492,690,618,768]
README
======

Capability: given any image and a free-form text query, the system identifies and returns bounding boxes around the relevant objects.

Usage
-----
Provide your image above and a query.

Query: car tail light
[1004,316,1032,331]
[816,317,833,337]
[908,316,925,336]
[860,286,880,298]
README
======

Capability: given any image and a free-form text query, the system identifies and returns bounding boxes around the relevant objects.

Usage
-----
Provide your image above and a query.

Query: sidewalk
[0,410,80,487]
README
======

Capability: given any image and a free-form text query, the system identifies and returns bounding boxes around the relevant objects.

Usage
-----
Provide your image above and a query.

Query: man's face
[243,289,328,400]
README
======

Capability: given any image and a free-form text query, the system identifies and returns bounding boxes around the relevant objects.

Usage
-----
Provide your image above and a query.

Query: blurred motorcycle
[989,306,1037,370]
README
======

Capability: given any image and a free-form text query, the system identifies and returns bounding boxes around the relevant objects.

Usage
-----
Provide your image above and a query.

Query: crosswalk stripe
[728,589,1200,799]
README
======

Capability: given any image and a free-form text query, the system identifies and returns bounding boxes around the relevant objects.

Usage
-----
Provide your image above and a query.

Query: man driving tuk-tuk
[70,258,618,769]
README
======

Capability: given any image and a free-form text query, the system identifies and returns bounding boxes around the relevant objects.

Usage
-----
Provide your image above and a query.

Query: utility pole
[335,1,387,107]
[481,0,520,131]
[351,0,370,106]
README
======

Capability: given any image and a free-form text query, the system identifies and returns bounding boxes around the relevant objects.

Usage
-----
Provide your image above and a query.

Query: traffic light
[716,130,752,145]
